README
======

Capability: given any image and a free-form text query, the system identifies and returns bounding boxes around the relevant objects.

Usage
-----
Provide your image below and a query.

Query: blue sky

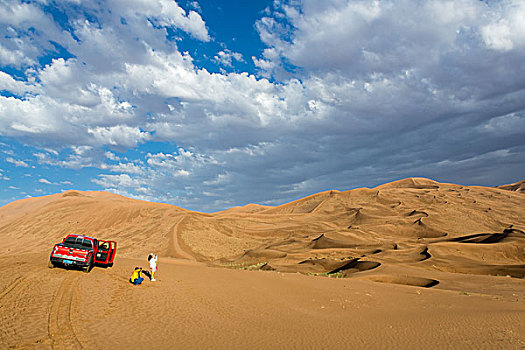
[1,0,525,212]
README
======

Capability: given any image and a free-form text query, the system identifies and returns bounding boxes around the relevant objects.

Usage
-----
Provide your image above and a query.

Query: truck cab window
[82,239,93,250]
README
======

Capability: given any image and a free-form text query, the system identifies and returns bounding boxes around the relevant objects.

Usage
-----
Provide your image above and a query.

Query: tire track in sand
[48,274,83,350]
[168,215,196,260]
[0,276,23,301]
[0,276,29,346]
[0,268,56,348]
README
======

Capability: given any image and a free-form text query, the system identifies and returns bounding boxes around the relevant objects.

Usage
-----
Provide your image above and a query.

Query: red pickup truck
[49,234,117,272]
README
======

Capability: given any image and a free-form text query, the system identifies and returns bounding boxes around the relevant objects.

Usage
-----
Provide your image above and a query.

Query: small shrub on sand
[223,262,267,270]
[307,272,345,279]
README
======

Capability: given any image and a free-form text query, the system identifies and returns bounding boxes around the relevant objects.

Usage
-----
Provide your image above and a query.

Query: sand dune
[1,178,524,279]
[0,190,188,257]
[497,179,525,193]
[1,178,524,348]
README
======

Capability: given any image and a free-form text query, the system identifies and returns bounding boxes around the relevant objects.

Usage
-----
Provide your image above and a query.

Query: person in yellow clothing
[129,267,144,285]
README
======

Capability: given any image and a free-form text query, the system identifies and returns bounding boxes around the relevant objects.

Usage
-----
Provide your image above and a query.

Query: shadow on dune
[364,275,440,288]
[297,257,381,275]
[334,260,381,274]
[407,210,429,217]
[420,247,431,261]
[311,234,359,249]
[443,227,524,244]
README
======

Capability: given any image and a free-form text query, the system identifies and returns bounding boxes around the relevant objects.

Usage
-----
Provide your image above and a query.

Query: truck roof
[67,233,96,241]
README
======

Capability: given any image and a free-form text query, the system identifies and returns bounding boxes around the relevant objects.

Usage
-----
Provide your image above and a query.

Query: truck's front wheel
[83,256,94,273]
[48,260,55,269]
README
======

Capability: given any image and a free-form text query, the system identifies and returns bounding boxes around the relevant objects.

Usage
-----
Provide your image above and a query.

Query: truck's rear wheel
[48,260,55,269]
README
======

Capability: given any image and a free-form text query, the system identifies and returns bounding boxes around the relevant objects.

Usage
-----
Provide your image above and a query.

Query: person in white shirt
[148,253,158,281]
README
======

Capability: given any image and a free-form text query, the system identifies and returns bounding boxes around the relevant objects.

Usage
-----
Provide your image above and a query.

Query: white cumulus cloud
[0,0,524,211]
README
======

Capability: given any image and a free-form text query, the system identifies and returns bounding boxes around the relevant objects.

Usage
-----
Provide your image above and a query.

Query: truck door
[94,241,117,265]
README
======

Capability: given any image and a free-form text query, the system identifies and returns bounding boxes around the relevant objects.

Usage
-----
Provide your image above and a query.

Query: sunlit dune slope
[1,178,524,285]
[0,190,188,257]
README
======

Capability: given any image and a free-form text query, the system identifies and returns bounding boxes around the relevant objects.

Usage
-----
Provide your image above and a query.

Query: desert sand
[0,178,524,349]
